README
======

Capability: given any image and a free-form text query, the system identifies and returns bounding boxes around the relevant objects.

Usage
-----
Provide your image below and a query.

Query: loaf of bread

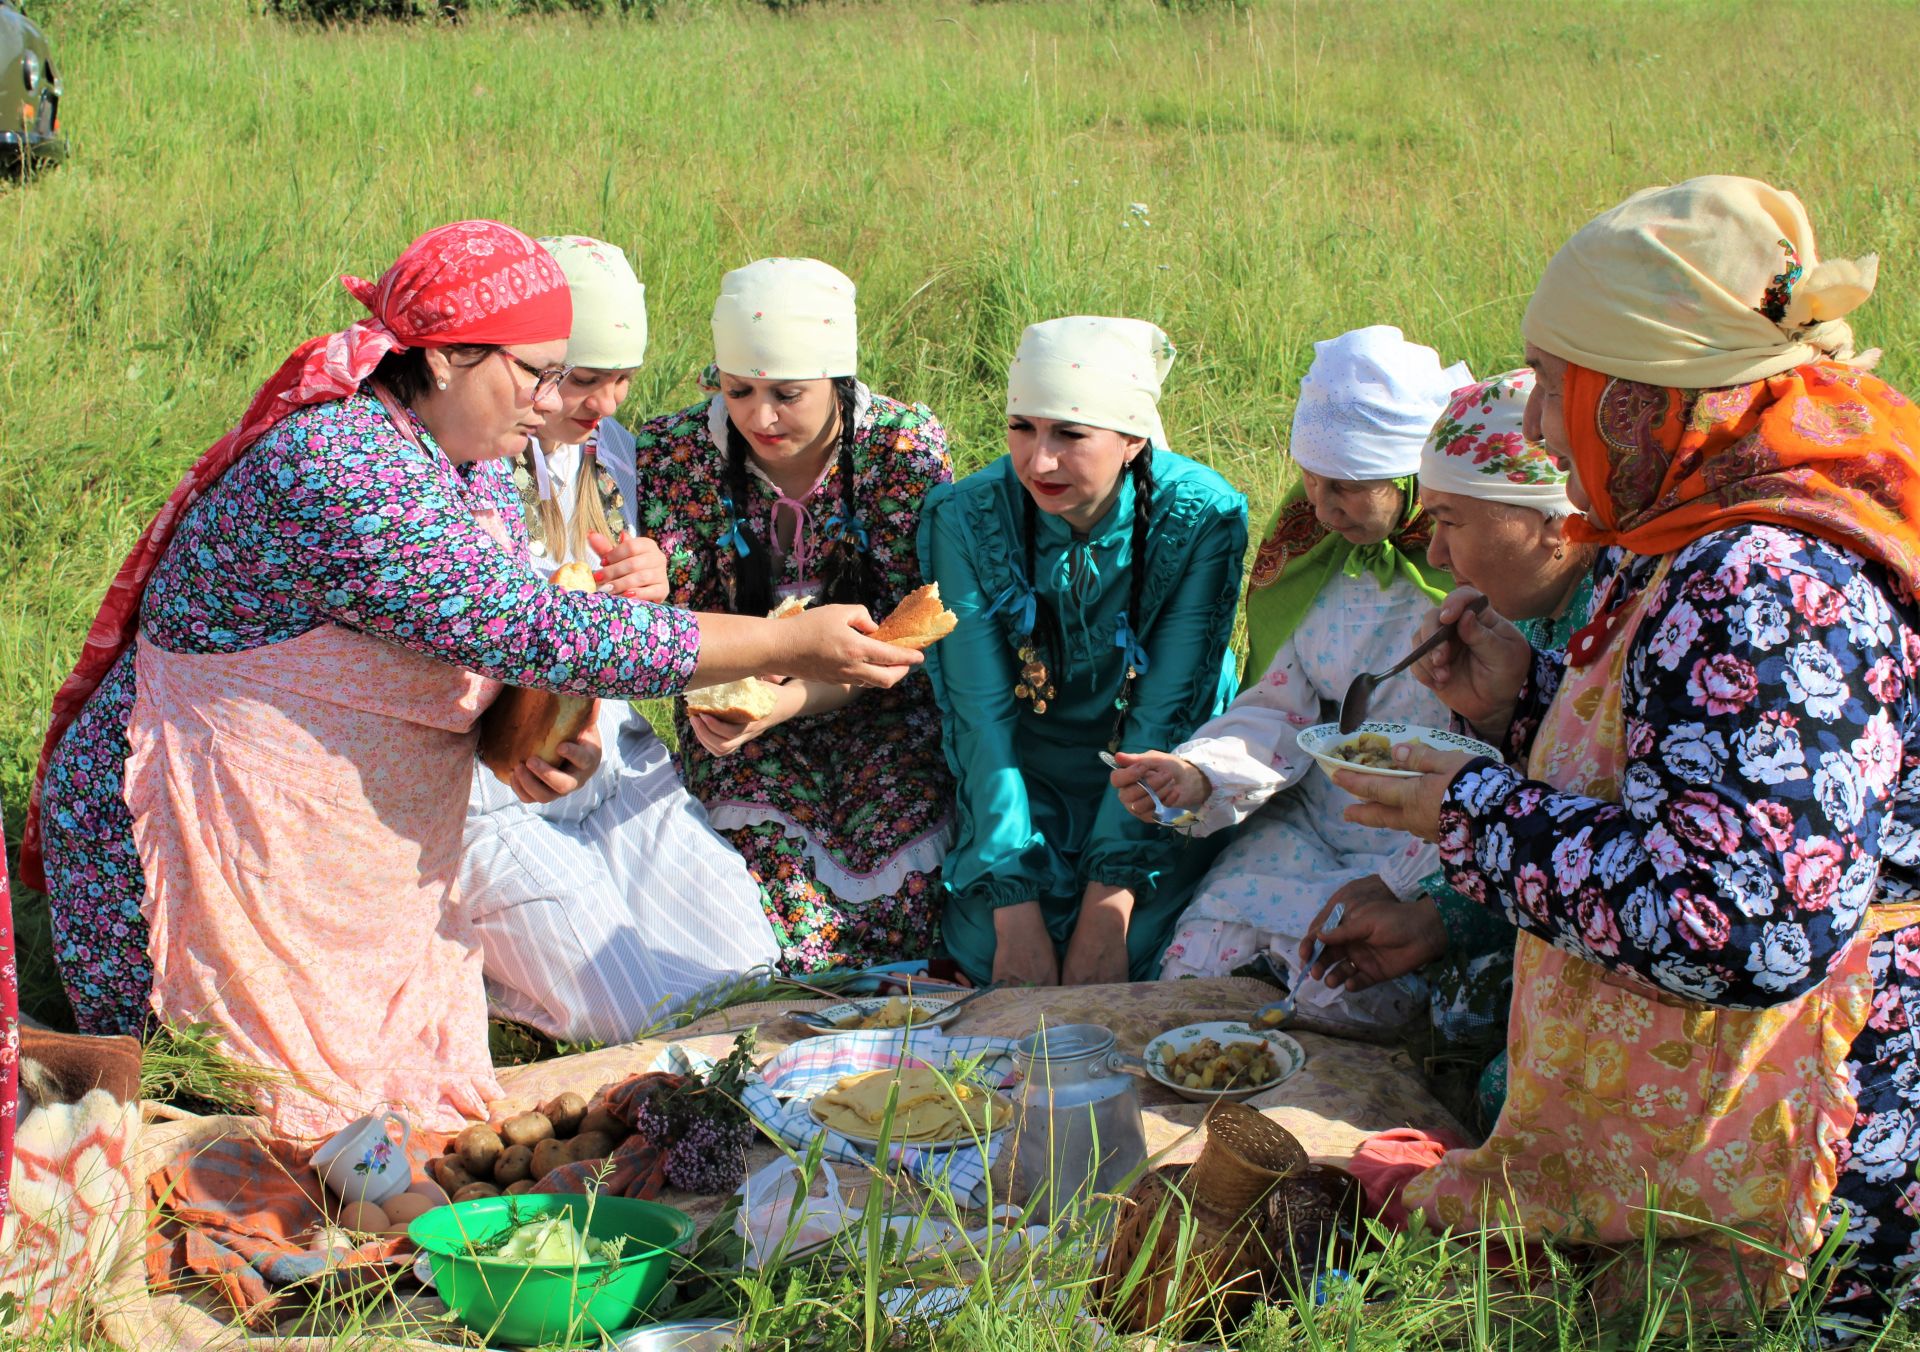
[477,563,601,782]
[871,583,957,651]
[685,596,809,721]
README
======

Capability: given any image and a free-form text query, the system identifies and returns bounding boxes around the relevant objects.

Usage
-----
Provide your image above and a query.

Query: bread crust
[871,583,958,650]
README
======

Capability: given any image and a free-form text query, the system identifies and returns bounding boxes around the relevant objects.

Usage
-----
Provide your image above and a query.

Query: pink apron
[124,416,508,1139]
[1399,559,1920,1307]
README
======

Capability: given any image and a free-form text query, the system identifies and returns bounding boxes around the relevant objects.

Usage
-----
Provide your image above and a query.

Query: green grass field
[7,1,1920,1343]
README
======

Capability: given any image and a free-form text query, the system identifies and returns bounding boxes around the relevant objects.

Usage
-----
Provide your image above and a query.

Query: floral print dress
[627,392,954,972]
[1434,524,1920,1326]
[40,394,702,1035]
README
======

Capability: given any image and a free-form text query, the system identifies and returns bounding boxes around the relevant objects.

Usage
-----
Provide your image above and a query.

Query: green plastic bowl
[409,1193,694,1347]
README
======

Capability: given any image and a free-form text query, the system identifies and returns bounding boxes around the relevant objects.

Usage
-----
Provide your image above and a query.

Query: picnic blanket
[104,976,1466,1351]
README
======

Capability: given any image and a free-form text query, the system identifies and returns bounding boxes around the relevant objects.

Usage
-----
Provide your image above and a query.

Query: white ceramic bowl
[1298,720,1501,781]
[1141,1021,1306,1104]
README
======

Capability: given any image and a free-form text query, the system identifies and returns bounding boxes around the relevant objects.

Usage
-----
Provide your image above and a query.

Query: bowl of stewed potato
[1297,720,1501,782]
[1138,1021,1306,1104]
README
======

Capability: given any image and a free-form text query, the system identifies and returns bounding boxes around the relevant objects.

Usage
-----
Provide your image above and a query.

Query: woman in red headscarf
[21,222,919,1136]
[1316,178,1920,1328]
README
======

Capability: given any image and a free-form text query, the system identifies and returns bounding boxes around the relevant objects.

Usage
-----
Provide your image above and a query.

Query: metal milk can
[1010,1023,1147,1221]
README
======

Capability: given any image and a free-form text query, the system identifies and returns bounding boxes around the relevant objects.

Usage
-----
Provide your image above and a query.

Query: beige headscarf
[538,235,647,370]
[1522,175,1879,388]
[1004,316,1175,451]
[711,257,858,380]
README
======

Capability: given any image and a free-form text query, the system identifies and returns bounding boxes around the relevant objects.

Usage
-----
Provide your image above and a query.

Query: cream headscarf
[1290,326,1472,480]
[711,257,858,380]
[1522,175,1880,388]
[538,235,647,370]
[1004,316,1175,451]
[1418,368,1574,518]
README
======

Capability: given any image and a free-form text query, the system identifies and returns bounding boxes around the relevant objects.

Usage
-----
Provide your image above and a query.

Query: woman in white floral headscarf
[461,236,778,1043]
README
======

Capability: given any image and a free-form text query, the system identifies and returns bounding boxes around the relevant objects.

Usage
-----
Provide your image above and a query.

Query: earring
[436,379,448,391]
[1553,547,1565,560]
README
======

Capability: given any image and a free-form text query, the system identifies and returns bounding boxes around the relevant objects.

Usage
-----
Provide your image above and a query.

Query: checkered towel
[653,1032,1020,1208]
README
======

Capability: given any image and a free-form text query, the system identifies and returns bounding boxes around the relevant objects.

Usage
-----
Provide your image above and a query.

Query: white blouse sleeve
[1173,634,1324,837]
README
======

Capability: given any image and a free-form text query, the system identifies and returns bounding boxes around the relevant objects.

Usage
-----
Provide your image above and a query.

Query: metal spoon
[1337,595,1490,734]
[1099,751,1197,828]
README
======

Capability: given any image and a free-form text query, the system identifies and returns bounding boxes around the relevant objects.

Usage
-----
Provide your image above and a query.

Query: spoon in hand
[1337,595,1490,734]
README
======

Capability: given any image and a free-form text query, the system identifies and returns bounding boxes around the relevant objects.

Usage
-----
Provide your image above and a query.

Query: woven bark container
[1096,1104,1308,1335]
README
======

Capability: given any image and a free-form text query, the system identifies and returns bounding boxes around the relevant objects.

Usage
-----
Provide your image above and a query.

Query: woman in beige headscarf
[1321,176,1920,1331]
[460,237,778,1043]
[626,258,957,973]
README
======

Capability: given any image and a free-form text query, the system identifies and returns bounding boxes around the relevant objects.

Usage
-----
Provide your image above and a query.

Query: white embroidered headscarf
[1290,326,1472,480]
[1419,368,1573,518]
[1522,175,1879,388]
[711,257,858,381]
[538,235,648,370]
[1004,316,1175,451]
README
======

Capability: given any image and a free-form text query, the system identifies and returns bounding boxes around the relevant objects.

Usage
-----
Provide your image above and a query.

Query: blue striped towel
[653,1031,1021,1208]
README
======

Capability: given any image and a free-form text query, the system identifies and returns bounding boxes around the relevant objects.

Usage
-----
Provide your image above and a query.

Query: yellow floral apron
[1401,558,1920,1307]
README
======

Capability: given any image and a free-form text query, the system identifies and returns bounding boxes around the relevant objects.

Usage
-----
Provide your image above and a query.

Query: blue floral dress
[1436,525,1920,1325]
[40,394,702,1035]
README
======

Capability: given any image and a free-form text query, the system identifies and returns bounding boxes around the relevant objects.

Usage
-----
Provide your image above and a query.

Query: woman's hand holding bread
[510,719,605,804]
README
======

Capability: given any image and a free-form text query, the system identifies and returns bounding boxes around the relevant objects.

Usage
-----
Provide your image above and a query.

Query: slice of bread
[871,583,958,651]
[685,595,807,720]
[686,677,782,722]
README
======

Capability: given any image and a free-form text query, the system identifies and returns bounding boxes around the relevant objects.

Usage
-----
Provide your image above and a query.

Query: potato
[566,1131,617,1164]
[530,1138,570,1179]
[492,1143,534,1186]
[578,1107,626,1139]
[453,1182,501,1203]
[540,1091,589,1138]
[456,1124,504,1176]
[500,1112,555,1149]
[383,1192,437,1225]
[337,1200,390,1233]
[429,1157,476,1194]
[503,1180,536,1196]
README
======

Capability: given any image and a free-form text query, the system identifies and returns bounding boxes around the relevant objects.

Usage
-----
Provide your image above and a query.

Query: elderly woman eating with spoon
[1317,176,1920,1329]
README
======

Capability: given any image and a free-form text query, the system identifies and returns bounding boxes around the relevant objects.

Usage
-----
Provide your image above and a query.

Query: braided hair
[719,376,884,617]
[1019,446,1156,746]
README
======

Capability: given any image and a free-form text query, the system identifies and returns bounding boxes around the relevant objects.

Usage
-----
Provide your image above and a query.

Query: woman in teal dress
[920,317,1248,987]
[1301,367,1594,1130]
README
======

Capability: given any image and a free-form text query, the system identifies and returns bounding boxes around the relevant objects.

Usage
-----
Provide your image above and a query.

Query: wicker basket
[1097,1108,1309,1336]
[1184,1100,1308,1220]
[1263,1163,1363,1282]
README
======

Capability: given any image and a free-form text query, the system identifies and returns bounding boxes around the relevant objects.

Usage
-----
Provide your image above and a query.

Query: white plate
[1298,720,1501,781]
[1142,1021,1306,1104]
[792,995,962,1037]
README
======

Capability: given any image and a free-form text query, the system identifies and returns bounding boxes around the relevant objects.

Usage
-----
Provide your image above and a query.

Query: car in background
[1,3,64,171]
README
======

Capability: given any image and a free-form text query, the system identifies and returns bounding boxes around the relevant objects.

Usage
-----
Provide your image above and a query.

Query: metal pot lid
[1015,1023,1115,1061]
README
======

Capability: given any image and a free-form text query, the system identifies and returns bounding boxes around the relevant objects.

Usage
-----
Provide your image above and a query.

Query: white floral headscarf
[1418,368,1574,518]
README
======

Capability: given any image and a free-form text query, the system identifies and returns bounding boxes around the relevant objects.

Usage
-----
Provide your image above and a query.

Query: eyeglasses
[495,349,575,402]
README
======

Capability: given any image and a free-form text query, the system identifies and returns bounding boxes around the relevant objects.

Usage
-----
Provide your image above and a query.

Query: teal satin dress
[918,452,1249,985]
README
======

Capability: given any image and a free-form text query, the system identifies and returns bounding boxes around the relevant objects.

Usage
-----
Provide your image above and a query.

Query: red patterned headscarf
[1561,359,1920,666]
[18,221,572,888]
